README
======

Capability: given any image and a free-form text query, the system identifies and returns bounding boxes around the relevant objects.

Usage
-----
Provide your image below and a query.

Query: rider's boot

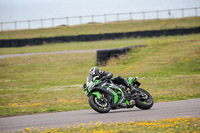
[120,102,127,108]
[123,79,135,94]
[129,85,136,94]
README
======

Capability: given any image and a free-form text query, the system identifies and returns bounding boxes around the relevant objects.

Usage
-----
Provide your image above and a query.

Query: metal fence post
[14,21,17,30]
[182,9,184,18]
[130,12,133,21]
[116,13,119,22]
[52,18,54,27]
[143,12,145,20]
[104,14,107,23]
[41,19,43,28]
[79,16,82,25]
[157,11,159,19]
[168,10,171,19]
[91,15,94,22]
[66,17,68,25]
[0,23,2,31]
[195,8,197,17]
[28,20,30,29]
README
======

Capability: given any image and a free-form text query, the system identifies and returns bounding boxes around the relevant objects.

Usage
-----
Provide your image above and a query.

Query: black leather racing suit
[88,71,131,91]
[100,71,130,90]
[99,71,113,80]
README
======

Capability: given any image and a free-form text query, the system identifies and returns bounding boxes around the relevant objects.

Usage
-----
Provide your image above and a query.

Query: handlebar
[100,78,113,84]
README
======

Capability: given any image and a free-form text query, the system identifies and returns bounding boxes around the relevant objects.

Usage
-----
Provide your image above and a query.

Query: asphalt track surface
[0,98,199,132]
[0,49,98,59]
[0,45,145,59]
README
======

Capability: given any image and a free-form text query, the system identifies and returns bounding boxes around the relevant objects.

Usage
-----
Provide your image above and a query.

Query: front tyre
[135,88,153,110]
[89,95,111,113]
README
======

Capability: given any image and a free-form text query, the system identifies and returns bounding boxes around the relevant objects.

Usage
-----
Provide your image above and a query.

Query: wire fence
[0,7,199,31]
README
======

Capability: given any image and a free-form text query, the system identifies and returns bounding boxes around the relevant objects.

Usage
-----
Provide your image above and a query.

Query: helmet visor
[94,70,99,76]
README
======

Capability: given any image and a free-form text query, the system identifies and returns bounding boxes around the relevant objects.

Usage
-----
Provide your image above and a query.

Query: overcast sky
[0,0,200,22]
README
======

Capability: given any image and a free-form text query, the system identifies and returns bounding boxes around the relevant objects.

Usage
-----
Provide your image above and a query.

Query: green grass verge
[0,34,200,117]
[0,38,147,55]
[0,17,200,40]
[0,33,200,55]
[18,117,200,133]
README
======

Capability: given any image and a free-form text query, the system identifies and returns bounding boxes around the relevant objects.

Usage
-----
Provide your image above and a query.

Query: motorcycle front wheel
[89,95,111,113]
[135,88,154,110]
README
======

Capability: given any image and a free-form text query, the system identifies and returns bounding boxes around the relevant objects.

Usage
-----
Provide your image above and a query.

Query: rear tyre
[135,88,153,110]
[89,95,111,113]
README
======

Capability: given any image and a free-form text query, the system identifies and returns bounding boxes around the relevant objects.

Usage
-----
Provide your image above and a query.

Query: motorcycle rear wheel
[89,95,111,113]
[135,88,153,110]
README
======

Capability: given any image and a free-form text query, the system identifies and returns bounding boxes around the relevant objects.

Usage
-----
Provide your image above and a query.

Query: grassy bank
[0,34,199,116]
[18,117,200,133]
[0,17,200,40]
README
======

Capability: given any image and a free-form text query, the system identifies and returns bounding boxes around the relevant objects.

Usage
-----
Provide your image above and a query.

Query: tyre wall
[97,45,147,65]
[0,27,199,47]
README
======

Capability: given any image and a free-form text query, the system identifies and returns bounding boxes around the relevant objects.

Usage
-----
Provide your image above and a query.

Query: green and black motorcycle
[82,76,153,113]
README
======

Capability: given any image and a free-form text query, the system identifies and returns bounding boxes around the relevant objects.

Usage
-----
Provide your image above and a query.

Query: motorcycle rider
[88,66,135,93]
[88,66,135,109]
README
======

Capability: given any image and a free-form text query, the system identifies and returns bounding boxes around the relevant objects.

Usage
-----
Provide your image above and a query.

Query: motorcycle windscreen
[87,76,92,86]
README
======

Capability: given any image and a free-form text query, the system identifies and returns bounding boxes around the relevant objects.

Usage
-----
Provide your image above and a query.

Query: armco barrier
[0,27,199,47]
[97,45,147,65]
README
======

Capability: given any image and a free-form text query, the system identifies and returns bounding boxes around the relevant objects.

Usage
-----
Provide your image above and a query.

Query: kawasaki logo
[119,96,125,104]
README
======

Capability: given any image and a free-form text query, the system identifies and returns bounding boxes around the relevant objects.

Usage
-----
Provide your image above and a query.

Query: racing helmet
[89,66,100,76]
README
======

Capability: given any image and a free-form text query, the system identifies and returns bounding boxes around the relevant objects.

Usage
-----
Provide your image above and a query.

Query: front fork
[88,91,101,100]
